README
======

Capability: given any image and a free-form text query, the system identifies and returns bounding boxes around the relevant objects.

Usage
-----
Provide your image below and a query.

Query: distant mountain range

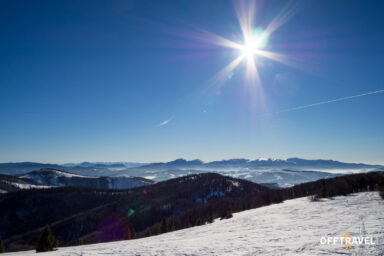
[20,168,154,189]
[61,161,143,168]
[140,157,383,169]
[110,158,383,185]
[0,158,382,187]
[0,174,49,193]
[1,158,382,171]
[0,169,153,193]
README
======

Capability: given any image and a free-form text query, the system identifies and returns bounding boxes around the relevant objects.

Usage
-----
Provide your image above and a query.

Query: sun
[196,0,298,87]
[240,28,269,60]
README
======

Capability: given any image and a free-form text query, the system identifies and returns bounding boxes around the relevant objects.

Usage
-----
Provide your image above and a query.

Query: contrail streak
[157,116,173,127]
[264,89,384,116]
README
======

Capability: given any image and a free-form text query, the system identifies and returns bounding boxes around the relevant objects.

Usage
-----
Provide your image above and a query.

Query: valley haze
[0,157,383,189]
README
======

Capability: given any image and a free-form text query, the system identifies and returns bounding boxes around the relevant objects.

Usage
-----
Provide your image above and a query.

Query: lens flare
[96,213,133,243]
[128,208,135,217]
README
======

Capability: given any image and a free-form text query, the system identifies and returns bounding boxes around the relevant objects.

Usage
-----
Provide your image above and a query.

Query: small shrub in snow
[308,194,319,202]
[378,186,384,200]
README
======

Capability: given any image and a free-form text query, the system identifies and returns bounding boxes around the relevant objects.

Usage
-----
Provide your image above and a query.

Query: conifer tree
[207,211,214,223]
[188,215,194,228]
[226,207,233,219]
[144,228,152,237]
[0,240,4,253]
[319,179,327,198]
[168,219,176,231]
[160,218,168,234]
[378,178,384,200]
[36,225,58,253]
[130,227,136,239]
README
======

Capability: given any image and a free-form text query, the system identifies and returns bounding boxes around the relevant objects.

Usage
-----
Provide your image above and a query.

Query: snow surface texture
[5,192,384,256]
[3,181,51,190]
[21,170,96,179]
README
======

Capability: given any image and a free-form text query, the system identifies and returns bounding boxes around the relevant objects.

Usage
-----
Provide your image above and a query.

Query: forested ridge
[1,171,383,253]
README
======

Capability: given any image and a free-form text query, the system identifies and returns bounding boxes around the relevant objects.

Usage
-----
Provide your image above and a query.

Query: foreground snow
[6,192,384,255]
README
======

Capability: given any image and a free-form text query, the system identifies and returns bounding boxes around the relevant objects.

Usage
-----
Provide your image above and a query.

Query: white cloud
[157,116,173,127]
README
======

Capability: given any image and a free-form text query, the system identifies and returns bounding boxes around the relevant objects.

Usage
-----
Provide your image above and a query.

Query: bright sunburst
[240,28,269,59]
[200,1,299,88]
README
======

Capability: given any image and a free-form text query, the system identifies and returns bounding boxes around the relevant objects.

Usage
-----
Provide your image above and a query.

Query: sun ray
[234,0,256,47]
[264,0,300,36]
[254,49,316,71]
[208,54,245,88]
[254,49,298,67]
[186,26,243,50]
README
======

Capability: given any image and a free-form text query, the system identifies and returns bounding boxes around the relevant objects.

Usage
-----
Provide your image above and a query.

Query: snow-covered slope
[0,174,51,193]
[6,192,384,255]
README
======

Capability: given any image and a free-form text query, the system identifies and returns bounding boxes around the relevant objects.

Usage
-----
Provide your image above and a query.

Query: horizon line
[0,157,383,166]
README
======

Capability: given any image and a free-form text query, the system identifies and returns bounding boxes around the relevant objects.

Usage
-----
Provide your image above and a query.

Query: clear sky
[1,0,383,164]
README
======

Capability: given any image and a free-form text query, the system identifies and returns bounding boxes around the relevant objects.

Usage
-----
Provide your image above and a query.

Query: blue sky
[0,0,383,164]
